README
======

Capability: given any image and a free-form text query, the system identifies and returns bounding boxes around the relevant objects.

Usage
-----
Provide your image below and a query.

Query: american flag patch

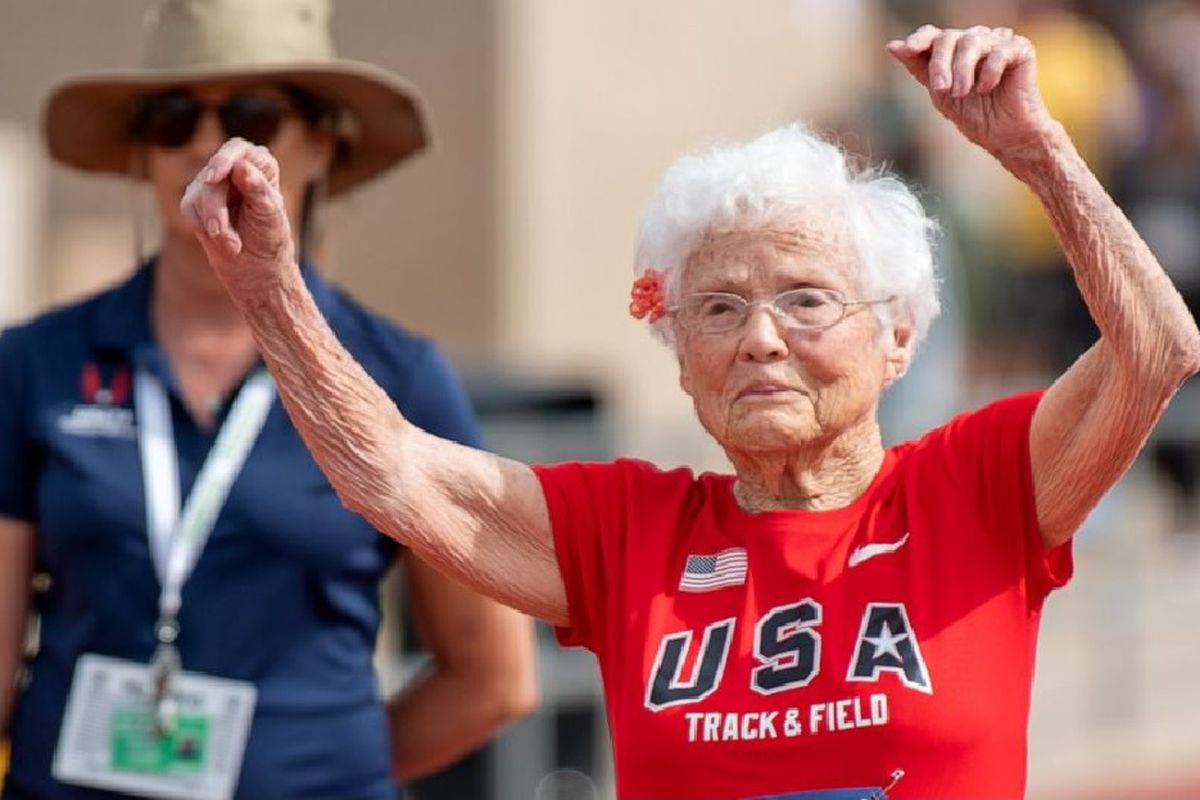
[679,547,748,592]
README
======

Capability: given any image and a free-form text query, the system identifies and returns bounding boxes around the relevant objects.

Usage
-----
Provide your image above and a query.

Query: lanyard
[134,368,275,730]
[136,368,276,619]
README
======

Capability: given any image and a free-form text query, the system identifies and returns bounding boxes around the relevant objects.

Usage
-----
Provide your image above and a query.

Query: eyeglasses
[670,287,894,335]
[130,90,296,149]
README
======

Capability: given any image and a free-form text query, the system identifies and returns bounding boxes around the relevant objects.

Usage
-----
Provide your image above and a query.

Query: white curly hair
[634,123,940,352]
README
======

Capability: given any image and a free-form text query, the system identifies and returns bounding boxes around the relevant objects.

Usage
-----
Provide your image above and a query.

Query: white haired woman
[182,24,1200,800]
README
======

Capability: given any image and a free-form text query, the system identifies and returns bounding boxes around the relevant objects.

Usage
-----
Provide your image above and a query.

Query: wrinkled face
[140,81,333,241]
[674,220,911,455]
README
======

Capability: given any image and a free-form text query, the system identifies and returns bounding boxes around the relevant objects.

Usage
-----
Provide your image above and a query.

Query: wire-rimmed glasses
[670,287,894,335]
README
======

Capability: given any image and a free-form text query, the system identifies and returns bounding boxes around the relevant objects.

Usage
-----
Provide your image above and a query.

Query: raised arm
[180,142,568,624]
[889,25,1200,548]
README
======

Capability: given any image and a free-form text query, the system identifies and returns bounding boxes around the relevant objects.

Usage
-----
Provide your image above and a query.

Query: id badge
[52,654,256,800]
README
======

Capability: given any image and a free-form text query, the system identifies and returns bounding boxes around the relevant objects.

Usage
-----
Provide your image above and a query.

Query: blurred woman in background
[0,1,535,798]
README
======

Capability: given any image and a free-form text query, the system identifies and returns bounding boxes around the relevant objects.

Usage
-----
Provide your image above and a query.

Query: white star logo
[864,620,907,662]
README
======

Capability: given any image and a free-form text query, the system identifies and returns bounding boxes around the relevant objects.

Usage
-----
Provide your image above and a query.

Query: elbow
[505,674,541,723]
[317,415,415,521]
[484,664,540,727]
[1181,334,1200,381]
[1162,330,1200,390]
[332,479,404,538]
[1117,327,1200,397]
[331,481,368,519]
[328,444,419,540]
[496,690,539,731]
[474,615,542,728]
[1173,307,1200,379]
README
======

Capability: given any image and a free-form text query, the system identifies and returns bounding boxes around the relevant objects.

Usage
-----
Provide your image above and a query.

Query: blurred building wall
[0,124,39,322]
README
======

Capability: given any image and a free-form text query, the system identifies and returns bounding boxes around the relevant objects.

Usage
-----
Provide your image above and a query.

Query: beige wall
[0,124,40,323]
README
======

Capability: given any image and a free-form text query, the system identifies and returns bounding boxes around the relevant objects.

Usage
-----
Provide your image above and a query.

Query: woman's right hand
[180,138,297,301]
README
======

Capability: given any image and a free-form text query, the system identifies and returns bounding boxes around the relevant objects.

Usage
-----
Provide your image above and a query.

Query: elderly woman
[184,24,1200,800]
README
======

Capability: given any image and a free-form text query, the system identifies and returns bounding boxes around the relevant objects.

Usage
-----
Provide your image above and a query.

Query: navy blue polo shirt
[0,262,483,800]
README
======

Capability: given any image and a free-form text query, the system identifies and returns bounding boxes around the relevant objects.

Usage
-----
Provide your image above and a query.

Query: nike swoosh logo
[847,533,911,568]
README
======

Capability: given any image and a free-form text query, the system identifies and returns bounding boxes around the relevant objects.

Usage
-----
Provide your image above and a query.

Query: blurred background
[1,0,1198,797]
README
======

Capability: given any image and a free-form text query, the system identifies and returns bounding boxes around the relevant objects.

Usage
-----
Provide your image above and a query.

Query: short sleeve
[395,342,483,450]
[531,460,632,653]
[936,390,1073,606]
[0,329,36,521]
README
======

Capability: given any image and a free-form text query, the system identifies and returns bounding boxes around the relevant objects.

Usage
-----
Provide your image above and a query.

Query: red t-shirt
[533,392,1073,800]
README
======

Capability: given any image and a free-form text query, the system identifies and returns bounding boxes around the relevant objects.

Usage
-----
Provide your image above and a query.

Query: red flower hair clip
[629,268,668,323]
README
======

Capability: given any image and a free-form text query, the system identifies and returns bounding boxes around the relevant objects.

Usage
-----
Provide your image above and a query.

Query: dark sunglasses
[131,91,296,149]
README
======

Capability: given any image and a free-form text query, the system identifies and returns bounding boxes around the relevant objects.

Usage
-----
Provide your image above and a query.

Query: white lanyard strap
[135,369,276,621]
[136,371,180,580]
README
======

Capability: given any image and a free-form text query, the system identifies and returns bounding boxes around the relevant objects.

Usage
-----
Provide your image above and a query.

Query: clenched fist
[887,25,1059,162]
[181,137,297,299]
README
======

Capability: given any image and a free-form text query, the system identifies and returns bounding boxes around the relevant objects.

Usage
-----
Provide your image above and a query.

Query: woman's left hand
[887,25,1058,162]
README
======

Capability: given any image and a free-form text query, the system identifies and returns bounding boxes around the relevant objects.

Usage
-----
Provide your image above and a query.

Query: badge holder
[51,370,274,800]
[150,616,182,736]
[51,648,256,800]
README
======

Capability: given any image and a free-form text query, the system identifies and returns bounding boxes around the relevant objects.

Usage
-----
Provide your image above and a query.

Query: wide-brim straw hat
[43,0,429,197]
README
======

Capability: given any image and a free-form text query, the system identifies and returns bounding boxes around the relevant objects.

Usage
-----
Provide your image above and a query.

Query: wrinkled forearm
[233,266,412,527]
[1001,125,1200,384]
